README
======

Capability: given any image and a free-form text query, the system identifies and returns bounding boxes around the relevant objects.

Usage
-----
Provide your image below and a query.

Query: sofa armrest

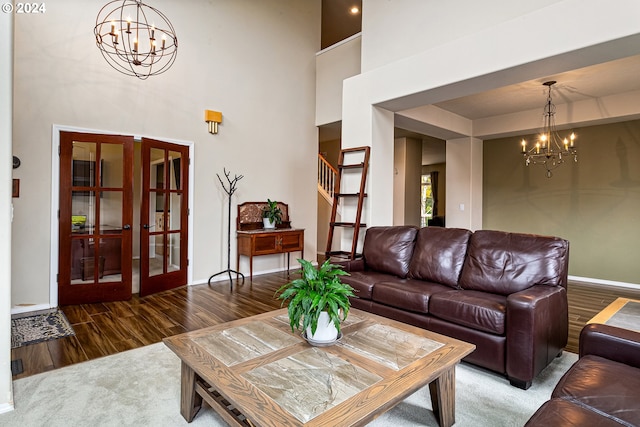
[333,258,365,272]
[579,323,640,368]
[506,285,568,388]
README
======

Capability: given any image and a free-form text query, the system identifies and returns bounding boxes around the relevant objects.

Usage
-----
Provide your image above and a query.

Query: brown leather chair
[526,323,640,426]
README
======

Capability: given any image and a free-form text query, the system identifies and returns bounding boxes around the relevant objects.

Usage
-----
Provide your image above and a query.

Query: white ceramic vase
[306,311,339,343]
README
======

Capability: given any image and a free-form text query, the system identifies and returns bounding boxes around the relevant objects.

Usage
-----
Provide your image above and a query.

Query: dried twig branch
[216,167,244,196]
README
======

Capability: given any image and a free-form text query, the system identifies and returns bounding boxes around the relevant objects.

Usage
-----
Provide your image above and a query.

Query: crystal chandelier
[94,0,178,79]
[521,81,577,178]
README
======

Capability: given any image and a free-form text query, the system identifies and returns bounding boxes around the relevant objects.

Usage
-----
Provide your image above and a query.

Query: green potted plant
[275,259,355,344]
[262,199,282,229]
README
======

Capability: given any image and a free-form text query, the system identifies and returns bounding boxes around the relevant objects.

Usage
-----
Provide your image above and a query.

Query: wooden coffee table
[588,297,640,332]
[163,308,475,427]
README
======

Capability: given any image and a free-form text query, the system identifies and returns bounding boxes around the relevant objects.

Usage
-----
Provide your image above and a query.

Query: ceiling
[433,54,640,120]
[321,0,362,49]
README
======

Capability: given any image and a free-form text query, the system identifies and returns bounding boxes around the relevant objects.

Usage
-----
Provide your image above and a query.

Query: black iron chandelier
[521,81,577,178]
[94,0,178,79]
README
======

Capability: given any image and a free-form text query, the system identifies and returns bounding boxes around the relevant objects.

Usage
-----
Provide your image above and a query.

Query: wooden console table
[235,201,304,280]
[237,228,304,280]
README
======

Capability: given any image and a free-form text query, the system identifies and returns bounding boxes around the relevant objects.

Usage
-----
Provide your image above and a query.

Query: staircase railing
[318,154,337,204]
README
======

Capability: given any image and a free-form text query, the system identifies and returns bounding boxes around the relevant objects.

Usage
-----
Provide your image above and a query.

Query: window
[420,174,433,227]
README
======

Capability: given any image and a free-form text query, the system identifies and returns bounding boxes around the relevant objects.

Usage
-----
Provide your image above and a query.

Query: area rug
[11,311,75,348]
[1,342,578,426]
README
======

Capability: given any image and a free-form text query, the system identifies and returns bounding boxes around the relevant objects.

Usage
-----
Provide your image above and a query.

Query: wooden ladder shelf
[325,146,370,261]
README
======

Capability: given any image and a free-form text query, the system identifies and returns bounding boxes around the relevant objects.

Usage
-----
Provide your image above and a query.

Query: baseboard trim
[196,263,317,286]
[11,303,54,316]
[568,275,639,290]
[0,402,15,415]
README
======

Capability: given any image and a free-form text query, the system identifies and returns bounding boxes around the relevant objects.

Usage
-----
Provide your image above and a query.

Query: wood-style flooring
[11,272,640,380]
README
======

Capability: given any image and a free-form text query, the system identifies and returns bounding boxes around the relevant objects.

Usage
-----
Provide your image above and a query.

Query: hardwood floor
[11,273,640,380]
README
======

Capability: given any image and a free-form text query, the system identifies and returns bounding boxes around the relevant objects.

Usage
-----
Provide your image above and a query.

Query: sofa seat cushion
[429,290,507,335]
[408,227,471,288]
[551,355,640,426]
[458,230,569,295]
[362,226,418,278]
[371,279,451,314]
[525,398,623,427]
[340,271,397,300]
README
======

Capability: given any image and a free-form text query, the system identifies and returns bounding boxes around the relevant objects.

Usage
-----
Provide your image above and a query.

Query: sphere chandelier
[94,0,178,79]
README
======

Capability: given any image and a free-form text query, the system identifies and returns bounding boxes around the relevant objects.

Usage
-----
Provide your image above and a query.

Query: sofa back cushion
[458,230,569,295]
[408,227,472,288]
[363,226,418,278]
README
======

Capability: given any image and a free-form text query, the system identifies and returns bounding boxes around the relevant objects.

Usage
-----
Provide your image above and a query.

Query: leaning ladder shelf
[325,146,370,261]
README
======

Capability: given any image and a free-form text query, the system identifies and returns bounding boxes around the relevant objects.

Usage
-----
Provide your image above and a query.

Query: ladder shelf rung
[326,251,363,260]
[330,222,367,228]
[335,193,367,198]
[339,163,365,169]
[341,147,369,153]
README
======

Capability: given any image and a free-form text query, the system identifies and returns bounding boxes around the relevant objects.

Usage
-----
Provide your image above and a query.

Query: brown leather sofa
[526,323,640,426]
[337,225,570,389]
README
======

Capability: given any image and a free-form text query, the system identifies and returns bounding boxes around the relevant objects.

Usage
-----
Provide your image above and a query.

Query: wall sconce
[205,110,222,134]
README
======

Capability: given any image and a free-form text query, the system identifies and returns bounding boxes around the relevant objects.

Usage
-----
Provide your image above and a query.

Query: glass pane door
[140,138,188,296]
[58,132,133,305]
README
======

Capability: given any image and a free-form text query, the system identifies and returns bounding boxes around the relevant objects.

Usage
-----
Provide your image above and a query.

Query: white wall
[361,0,559,72]
[393,137,422,226]
[316,35,361,126]
[393,139,406,225]
[404,139,422,226]
[0,7,14,415]
[422,138,446,165]
[11,0,320,308]
[446,137,483,230]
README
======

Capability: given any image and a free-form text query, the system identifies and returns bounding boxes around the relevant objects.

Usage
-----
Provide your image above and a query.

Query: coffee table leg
[429,366,455,427]
[181,361,203,422]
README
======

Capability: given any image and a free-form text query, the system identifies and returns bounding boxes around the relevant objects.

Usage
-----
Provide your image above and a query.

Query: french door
[58,132,133,305]
[139,138,189,297]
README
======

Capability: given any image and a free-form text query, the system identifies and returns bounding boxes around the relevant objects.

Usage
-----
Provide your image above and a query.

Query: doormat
[11,311,75,349]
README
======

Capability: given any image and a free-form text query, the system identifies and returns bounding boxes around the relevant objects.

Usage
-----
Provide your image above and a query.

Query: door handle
[143,224,155,229]
[123,224,131,230]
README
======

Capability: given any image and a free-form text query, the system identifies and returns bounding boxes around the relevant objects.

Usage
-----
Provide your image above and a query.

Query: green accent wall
[484,119,640,284]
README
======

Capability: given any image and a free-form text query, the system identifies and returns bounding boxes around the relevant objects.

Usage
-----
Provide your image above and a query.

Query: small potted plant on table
[275,259,355,345]
[262,199,282,229]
